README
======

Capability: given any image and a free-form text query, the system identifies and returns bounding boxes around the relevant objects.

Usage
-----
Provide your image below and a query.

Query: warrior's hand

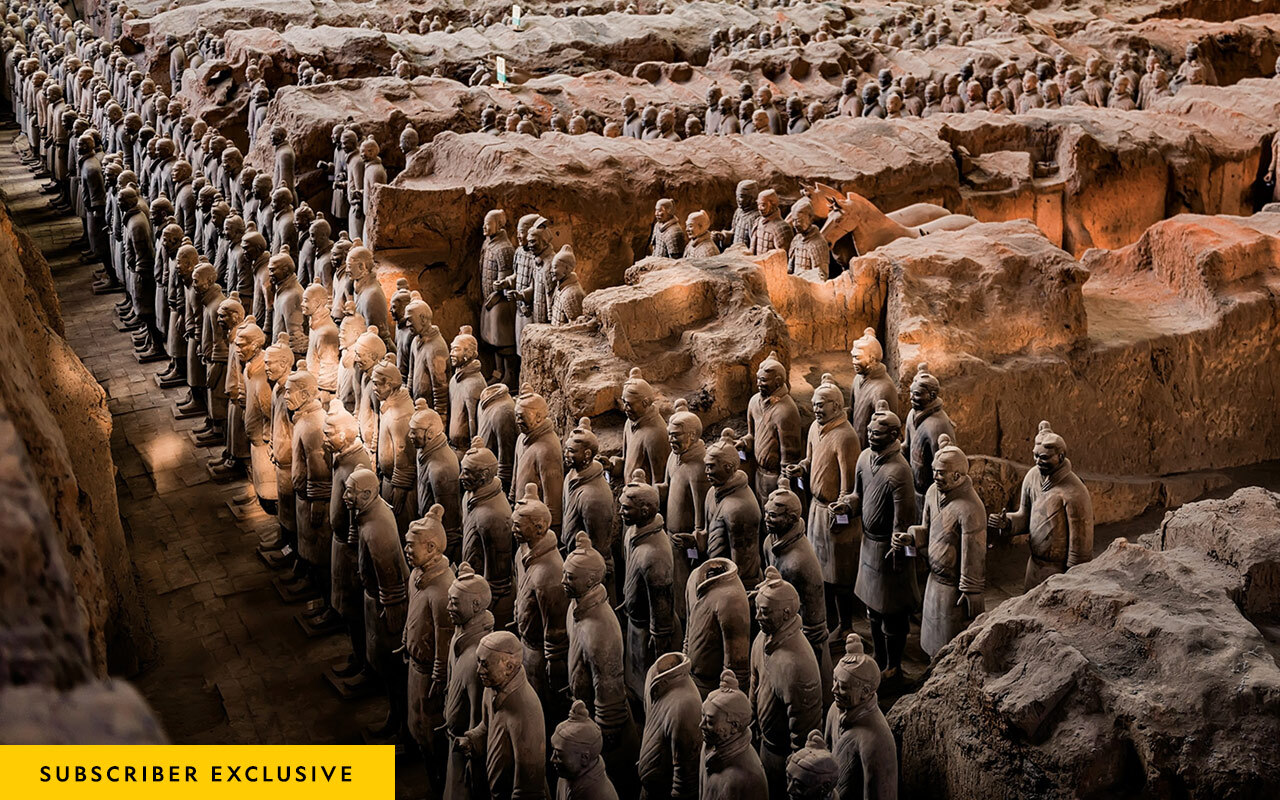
[890,531,914,552]
[987,510,1010,534]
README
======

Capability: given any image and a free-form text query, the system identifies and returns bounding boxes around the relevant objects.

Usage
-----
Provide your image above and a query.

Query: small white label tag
[738,450,747,462]
[280,545,293,556]
[835,514,849,525]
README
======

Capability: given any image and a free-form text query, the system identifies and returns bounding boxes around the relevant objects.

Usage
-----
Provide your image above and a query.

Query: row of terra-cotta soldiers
[5,11,1099,800]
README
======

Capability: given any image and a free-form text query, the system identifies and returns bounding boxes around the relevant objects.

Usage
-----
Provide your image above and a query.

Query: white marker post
[496,56,508,87]
[512,5,523,31]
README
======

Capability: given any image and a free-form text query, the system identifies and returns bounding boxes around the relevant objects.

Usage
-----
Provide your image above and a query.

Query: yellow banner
[2,746,396,799]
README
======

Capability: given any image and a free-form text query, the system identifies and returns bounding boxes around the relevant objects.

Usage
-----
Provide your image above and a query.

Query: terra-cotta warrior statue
[510,482,570,723]
[403,504,456,786]
[684,557,750,697]
[838,399,917,682]
[561,417,616,598]
[902,362,956,508]
[699,669,766,800]
[443,563,495,800]
[893,434,985,657]
[988,420,1093,590]
[564,531,638,785]
[700,428,762,589]
[824,635,897,800]
[763,477,832,705]
[552,700,620,800]
[347,464,410,741]
[457,630,548,799]
[408,399,462,562]
[750,566,823,799]
[784,374,861,643]
[460,437,516,629]
[620,470,681,700]
[640,652,703,800]
[512,385,564,532]
[786,730,839,800]
[739,350,803,502]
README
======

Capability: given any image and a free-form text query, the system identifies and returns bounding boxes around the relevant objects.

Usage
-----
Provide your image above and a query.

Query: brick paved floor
[0,124,430,797]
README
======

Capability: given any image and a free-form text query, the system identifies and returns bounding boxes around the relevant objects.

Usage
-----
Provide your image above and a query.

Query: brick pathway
[0,124,429,797]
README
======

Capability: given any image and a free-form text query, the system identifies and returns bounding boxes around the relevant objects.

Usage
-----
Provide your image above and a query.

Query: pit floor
[4,122,1279,799]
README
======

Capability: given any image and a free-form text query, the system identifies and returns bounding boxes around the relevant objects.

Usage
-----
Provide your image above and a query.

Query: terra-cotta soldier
[552,700,620,800]
[786,730,839,800]
[661,398,709,618]
[837,400,917,682]
[893,434,986,657]
[460,437,516,629]
[902,362,956,507]
[988,420,1094,590]
[612,367,669,484]
[699,669,766,800]
[457,630,548,799]
[684,557,750,697]
[564,532,638,784]
[651,198,687,258]
[443,562,495,800]
[750,566,823,799]
[640,652,703,800]
[784,374,861,643]
[561,417,616,597]
[324,398,374,687]
[619,470,681,700]
[371,352,416,533]
[763,477,832,705]
[478,382,518,492]
[403,504,456,786]
[405,292,449,416]
[699,428,762,589]
[512,386,564,532]
[448,325,486,449]
[510,482,570,722]
[739,350,803,503]
[288,361,336,618]
[347,465,411,741]
[824,635,897,800]
[408,399,462,562]
[849,327,897,446]
[479,208,517,387]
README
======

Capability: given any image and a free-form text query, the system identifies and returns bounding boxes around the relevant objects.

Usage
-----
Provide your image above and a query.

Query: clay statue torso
[802,418,861,585]
[462,479,515,627]
[704,471,762,588]
[513,424,564,530]
[684,560,750,696]
[410,327,450,416]
[567,584,633,740]
[851,443,918,615]
[513,535,569,699]
[415,436,462,558]
[624,406,670,484]
[448,360,486,448]
[444,610,494,800]
[824,702,898,800]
